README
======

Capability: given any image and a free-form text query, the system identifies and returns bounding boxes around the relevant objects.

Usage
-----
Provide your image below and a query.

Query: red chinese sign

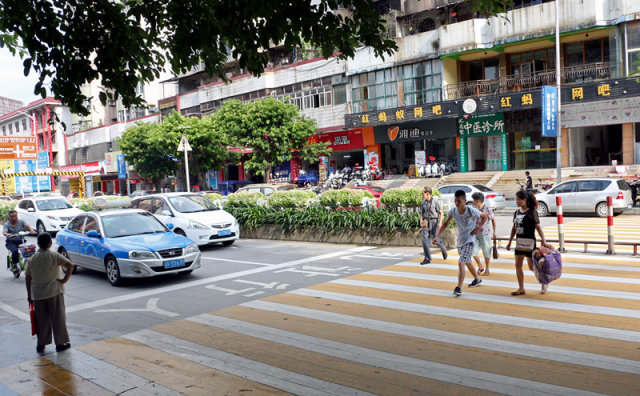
[315,129,364,151]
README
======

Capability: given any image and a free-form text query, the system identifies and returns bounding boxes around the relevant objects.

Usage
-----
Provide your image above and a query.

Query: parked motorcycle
[516,178,540,194]
[536,178,554,191]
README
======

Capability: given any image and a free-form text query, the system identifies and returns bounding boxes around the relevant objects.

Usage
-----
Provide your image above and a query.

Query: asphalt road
[0,237,428,368]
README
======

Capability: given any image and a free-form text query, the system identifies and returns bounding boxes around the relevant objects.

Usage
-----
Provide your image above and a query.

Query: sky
[0,47,44,105]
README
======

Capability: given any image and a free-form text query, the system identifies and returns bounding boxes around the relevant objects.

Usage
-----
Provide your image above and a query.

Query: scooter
[516,178,540,194]
[5,231,37,279]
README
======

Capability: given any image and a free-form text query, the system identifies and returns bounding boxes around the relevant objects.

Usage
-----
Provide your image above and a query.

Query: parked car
[236,183,298,196]
[131,193,239,246]
[350,185,385,208]
[129,190,157,198]
[0,196,13,201]
[15,196,84,234]
[216,181,254,195]
[56,209,201,286]
[437,184,507,210]
[535,178,633,217]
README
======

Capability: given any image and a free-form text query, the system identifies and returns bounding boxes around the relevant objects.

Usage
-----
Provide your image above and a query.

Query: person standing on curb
[25,233,74,354]
[471,192,496,275]
[506,190,552,296]
[419,187,448,265]
[525,171,533,194]
[435,190,487,296]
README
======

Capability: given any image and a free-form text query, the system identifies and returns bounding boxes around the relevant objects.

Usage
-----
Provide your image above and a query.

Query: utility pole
[555,0,562,184]
[177,125,192,192]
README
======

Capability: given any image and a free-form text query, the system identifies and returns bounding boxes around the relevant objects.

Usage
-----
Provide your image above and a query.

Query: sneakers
[469,278,482,288]
[55,343,71,352]
[420,259,431,265]
[453,286,462,296]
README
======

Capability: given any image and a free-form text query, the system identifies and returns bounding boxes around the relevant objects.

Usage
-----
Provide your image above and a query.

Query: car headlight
[46,215,60,221]
[185,243,199,254]
[129,250,157,259]
[188,220,209,230]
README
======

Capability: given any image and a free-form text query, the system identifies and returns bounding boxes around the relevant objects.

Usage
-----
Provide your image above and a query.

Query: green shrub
[225,192,266,208]
[0,201,15,222]
[204,193,223,203]
[380,187,442,209]
[228,206,420,233]
[267,190,316,209]
[319,189,374,208]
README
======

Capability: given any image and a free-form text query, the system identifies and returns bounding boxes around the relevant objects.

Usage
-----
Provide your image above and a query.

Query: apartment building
[157,0,640,185]
[0,96,23,116]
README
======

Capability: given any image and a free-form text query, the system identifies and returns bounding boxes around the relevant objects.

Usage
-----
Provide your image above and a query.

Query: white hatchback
[15,196,84,234]
[437,184,507,210]
[131,193,239,246]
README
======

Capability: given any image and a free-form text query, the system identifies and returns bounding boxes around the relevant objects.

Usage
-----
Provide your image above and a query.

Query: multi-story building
[0,96,24,116]
[157,0,640,186]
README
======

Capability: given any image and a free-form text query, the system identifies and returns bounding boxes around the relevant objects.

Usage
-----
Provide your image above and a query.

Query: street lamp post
[555,0,562,184]
[177,125,192,192]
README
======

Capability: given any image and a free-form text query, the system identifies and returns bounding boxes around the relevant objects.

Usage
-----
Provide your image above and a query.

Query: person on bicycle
[4,210,36,268]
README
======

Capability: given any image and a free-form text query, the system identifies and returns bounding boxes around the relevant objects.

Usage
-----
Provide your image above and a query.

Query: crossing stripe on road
[1,249,639,395]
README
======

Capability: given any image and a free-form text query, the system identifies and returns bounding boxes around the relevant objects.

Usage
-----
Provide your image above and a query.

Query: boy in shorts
[436,190,488,296]
[471,192,496,276]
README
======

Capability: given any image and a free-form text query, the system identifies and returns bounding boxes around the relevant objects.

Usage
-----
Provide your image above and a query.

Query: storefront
[373,119,457,174]
[458,113,507,172]
[61,162,101,196]
[103,152,128,195]
[316,129,366,173]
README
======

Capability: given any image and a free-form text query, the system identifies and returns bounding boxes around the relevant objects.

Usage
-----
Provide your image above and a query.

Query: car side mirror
[166,223,174,230]
[86,230,101,238]
[162,210,173,217]
[27,208,35,212]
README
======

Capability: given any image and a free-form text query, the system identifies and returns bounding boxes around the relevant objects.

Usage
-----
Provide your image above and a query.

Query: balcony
[444,62,611,100]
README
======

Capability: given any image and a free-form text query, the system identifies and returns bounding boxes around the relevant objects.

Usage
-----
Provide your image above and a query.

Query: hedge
[225,192,266,209]
[267,190,316,209]
[318,189,374,208]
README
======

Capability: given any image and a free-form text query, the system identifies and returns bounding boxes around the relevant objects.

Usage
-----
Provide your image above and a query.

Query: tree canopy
[0,0,515,115]
[210,98,331,182]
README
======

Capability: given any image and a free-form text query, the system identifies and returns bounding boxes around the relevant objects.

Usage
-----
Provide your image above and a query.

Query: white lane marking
[398,262,640,280]
[290,288,640,343]
[243,300,640,374]
[64,246,376,314]
[46,348,181,395]
[124,329,375,396]
[0,301,29,321]
[367,269,640,302]
[340,254,399,260]
[200,256,272,266]
[190,314,605,396]
[94,298,179,317]
[234,280,290,290]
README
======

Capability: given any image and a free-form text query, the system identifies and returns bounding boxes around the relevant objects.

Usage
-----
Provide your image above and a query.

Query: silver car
[535,178,633,217]
[437,184,507,210]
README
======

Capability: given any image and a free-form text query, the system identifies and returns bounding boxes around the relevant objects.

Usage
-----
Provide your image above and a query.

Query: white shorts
[473,234,492,258]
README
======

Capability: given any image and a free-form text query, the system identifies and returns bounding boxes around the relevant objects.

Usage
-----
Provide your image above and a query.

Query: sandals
[510,290,526,296]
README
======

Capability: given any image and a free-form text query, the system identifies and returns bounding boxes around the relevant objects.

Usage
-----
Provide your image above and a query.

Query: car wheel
[37,221,46,234]
[537,202,549,217]
[178,270,193,275]
[222,240,235,247]
[105,256,122,286]
[59,248,77,274]
[595,202,608,218]
[174,229,186,237]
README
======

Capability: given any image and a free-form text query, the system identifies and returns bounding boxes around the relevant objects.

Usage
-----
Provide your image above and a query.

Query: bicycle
[5,231,37,279]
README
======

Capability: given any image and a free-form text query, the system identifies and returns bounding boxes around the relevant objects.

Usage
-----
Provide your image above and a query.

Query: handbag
[492,238,499,259]
[532,246,562,285]
[515,237,535,252]
[29,302,37,336]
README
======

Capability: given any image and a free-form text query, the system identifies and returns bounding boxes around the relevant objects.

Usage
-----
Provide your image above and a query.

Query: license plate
[164,258,185,269]
[218,229,231,236]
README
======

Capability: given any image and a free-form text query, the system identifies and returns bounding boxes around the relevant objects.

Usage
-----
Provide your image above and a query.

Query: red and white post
[606,196,615,255]
[556,196,565,252]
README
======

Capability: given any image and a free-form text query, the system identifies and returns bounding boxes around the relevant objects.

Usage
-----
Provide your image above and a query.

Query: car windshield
[101,212,168,238]
[36,198,72,211]
[473,185,493,192]
[168,195,218,213]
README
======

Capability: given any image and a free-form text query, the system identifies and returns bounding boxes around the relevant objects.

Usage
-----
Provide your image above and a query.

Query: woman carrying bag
[506,190,552,295]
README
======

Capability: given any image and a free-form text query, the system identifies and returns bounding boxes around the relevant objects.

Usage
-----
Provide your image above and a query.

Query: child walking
[471,192,496,276]
[436,190,488,296]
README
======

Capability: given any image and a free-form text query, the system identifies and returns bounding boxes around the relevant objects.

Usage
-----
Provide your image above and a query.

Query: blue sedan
[56,209,201,286]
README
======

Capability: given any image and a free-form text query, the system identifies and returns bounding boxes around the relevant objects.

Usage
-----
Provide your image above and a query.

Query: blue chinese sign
[117,154,127,179]
[14,152,51,193]
[206,169,219,190]
[542,85,557,137]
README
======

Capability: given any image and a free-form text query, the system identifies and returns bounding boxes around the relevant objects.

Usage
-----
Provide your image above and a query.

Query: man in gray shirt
[420,187,448,265]
[4,210,36,268]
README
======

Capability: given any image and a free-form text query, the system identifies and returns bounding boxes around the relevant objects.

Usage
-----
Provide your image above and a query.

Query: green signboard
[457,113,508,172]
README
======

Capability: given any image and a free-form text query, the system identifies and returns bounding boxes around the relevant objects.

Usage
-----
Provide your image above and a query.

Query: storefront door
[458,113,508,172]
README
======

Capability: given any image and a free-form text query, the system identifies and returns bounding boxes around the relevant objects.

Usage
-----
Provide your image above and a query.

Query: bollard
[556,196,565,252]
[606,196,615,255]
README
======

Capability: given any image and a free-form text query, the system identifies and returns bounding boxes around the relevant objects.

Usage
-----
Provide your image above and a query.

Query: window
[133,198,152,212]
[400,60,442,106]
[333,84,347,105]
[578,180,609,192]
[14,122,19,132]
[18,200,29,210]
[351,68,398,113]
[510,48,555,76]
[151,198,170,215]
[626,22,640,76]
[552,182,576,194]
[564,38,609,67]
[263,187,275,196]
[1,126,5,135]
[8,124,12,134]
[67,216,86,233]
[84,216,98,234]
[22,119,27,131]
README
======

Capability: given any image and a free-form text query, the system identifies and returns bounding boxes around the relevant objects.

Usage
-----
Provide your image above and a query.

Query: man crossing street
[420,187,448,265]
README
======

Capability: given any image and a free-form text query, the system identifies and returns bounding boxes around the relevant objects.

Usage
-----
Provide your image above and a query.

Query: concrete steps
[492,169,555,198]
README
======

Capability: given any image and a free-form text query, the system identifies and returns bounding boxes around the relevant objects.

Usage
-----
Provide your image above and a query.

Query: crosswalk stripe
[45,349,181,395]
[124,328,377,396]
[242,299,640,375]
[406,258,640,274]
[187,314,605,396]
[290,288,640,342]
[362,270,640,305]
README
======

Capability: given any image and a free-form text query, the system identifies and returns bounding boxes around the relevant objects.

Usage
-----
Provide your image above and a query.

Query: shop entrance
[330,150,364,172]
[570,125,623,166]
